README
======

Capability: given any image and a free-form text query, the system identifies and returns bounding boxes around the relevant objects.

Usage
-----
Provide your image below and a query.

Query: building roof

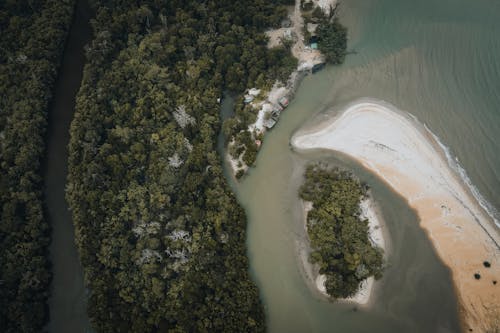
[278,96,289,107]
[244,95,254,103]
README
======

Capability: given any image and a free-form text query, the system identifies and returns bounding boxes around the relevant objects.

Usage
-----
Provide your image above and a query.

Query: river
[44,1,92,332]
[234,77,461,332]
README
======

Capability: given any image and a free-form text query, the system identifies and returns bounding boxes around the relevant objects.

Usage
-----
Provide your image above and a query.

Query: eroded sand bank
[292,99,500,332]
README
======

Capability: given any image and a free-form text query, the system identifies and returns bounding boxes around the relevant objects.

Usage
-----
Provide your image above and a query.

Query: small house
[278,96,289,108]
[248,88,261,96]
[244,95,254,103]
[265,118,277,129]
[271,110,280,121]
[309,36,319,49]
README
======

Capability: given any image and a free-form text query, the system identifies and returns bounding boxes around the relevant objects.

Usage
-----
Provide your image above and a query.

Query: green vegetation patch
[299,164,384,299]
[317,18,348,65]
[67,0,299,331]
[0,0,75,331]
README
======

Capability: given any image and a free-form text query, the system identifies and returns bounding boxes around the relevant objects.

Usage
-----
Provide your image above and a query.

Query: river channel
[232,73,461,332]
[44,1,92,332]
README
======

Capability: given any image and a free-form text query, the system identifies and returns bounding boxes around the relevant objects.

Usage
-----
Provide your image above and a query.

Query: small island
[299,164,384,300]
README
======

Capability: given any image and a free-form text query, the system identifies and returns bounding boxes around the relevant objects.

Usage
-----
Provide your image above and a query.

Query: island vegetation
[299,164,384,298]
[67,0,298,331]
[0,1,75,331]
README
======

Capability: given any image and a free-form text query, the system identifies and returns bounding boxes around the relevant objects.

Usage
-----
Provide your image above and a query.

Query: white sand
[226,138,249,176]
[308,196,386,305]
[248,103,272,133]
[267,83,288,106]
[360,198,385,250]
[313,0,338,15]
[292,99,500,331]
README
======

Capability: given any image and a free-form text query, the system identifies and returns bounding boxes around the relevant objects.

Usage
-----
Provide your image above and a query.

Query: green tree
[317,18,348,64]
[299,164,384,299]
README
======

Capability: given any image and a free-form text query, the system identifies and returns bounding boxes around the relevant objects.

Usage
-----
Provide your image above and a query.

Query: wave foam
[425,124,500,229]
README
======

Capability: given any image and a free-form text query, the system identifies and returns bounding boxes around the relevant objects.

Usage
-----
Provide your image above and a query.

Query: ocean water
[236,0,500,332]
[329,0,500,219]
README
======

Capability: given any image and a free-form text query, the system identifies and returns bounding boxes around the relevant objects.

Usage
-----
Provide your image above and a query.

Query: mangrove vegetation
[300,164,384,299]
[0,1,75,331]
[67,0,298,331]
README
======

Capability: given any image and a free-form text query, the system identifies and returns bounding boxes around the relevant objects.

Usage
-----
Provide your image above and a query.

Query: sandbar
[292,99,500,332]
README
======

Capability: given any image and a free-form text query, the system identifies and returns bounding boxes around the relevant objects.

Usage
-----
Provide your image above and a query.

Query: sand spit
[292,99,500,332]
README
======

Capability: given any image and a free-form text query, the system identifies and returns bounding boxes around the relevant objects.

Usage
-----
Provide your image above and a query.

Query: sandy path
[292,99,500,332]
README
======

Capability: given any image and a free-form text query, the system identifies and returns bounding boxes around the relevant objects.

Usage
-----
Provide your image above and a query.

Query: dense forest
[67,0,296,331]
[0,1,74,331]
[300,164,384,298]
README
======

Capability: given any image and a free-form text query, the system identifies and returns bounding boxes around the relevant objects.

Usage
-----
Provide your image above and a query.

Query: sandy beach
[292,99,500,332]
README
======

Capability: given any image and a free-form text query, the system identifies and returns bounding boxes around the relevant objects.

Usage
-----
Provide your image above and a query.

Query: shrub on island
[299,164,384,298]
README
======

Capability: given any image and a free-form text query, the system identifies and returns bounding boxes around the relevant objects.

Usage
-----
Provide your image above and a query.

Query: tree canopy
[317,18,348,65]
[67,0,298,331]
[0,0,75,331]
[299,164,384,299]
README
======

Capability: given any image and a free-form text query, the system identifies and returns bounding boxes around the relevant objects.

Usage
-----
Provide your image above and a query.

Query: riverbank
[301,196,386,306]
[291,99,500,332]
[227,0,333,177]
[45,1,92,331]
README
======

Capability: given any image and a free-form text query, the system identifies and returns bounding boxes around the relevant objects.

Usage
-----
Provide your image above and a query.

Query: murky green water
[44,1,92,332]
[236,0,500,332]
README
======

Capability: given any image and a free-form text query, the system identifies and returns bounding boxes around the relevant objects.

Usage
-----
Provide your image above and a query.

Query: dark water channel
[43,1,92,332]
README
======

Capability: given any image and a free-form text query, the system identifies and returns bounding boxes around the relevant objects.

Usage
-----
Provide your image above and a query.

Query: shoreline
[227,0,330,177]
[300,195,387,306]
[291,99,500,332]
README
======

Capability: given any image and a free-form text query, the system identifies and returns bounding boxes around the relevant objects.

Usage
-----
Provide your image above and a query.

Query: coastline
[291,99,500,332]
[227,0,331,177]
[300,195,387,306]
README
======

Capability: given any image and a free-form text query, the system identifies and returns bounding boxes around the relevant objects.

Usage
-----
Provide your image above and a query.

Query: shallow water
[236,0,500,331]
[235,83,460,332]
